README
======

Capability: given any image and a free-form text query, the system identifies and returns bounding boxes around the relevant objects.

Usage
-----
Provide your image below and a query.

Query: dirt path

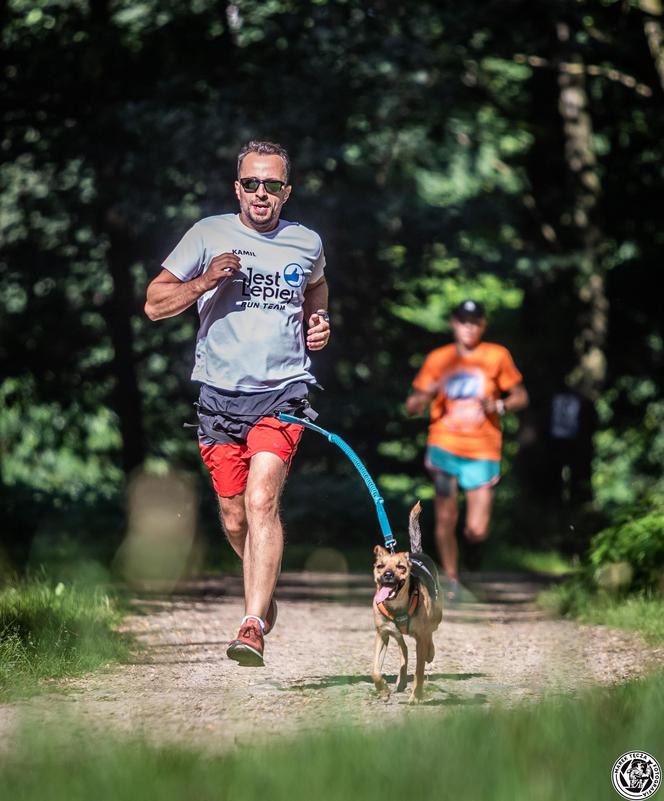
[2,571,663,753]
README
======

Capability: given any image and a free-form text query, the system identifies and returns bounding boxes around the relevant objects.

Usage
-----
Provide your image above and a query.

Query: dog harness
[375,584,420,634]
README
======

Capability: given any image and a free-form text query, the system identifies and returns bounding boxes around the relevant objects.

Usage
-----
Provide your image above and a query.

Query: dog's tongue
[374,586,393,604]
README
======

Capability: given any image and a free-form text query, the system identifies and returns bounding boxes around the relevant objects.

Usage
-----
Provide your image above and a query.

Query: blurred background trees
[2,0,663,571]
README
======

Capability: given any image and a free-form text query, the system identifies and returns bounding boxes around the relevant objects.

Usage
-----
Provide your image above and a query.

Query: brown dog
[372,501,443,703]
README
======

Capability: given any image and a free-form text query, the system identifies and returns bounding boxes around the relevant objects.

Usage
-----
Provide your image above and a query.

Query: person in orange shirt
[406,300,529,601]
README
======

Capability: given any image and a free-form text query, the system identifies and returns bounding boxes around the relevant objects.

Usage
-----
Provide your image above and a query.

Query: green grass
[0,576,129,698]
[539,579,664,644]
[482,543,575,575]
[3,671,664,801]
[596,596,664,642]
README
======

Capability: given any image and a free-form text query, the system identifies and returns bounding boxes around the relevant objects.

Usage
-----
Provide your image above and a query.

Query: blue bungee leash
[277,413,397,552]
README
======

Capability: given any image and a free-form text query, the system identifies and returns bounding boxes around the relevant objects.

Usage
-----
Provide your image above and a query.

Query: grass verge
[539,579,664,644]
[2,670,663,801]
[0,575,129,699]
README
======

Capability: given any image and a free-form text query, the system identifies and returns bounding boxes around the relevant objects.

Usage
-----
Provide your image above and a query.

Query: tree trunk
[556,19,607,503]
[639,0,664,90]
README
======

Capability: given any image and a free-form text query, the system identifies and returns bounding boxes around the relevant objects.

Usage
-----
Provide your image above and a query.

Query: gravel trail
[2,570,662,753]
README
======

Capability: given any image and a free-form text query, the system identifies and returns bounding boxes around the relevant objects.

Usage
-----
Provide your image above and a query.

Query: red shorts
[199,416,303,497]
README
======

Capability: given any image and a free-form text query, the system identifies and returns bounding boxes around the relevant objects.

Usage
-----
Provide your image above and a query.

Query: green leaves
[2,0,663,552]
[589,513,664,591]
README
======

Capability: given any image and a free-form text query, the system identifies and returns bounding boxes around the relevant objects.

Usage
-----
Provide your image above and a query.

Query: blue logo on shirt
[445,371,482,399]
[284,263,304,287]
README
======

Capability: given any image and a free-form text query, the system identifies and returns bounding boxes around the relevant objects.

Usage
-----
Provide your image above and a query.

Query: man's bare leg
[242,451,289,621]
[217,486,279,632]
[464,485,494,542]
[217,494,247,558]
[433,492,459,581]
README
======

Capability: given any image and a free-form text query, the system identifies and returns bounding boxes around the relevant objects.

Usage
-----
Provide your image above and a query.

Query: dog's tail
[408,501,423,554]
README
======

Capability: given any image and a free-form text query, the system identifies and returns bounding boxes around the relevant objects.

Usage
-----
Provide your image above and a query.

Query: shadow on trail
[415,692,488,707]
[285,672,487,691]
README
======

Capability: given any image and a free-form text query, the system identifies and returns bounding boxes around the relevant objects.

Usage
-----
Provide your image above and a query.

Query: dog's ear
[373,545,388,558]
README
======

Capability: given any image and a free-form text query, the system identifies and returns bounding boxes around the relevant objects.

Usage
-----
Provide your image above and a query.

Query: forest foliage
[2,0,663,570]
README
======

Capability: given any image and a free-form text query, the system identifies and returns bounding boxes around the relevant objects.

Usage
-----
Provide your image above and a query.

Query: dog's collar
[375,583,420,634]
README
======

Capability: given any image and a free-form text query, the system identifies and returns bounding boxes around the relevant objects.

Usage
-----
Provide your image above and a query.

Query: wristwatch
[317,310,330,323]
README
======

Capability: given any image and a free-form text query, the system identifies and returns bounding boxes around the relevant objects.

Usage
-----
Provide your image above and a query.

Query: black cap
[451,299,486,321]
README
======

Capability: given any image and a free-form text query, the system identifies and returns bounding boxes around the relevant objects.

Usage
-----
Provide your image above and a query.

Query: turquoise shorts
[425,445,500,492]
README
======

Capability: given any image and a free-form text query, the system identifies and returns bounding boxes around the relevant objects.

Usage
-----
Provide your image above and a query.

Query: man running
[145,140,330,665]
[406,300,528,601]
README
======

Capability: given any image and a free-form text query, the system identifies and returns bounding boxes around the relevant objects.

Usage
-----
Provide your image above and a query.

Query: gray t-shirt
[163,213,326,392]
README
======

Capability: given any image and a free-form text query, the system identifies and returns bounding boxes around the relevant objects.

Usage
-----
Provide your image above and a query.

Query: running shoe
[445,578,462,604]
[226,620,264,667]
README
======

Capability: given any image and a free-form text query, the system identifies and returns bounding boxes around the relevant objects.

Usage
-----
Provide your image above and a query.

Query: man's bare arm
[303,277,330,351]
[503,382,529,413]
[481,382,529,415]
[303,276,328,321]
[144,270,206,320]
[144,253,241,321]
[406,388,436,416]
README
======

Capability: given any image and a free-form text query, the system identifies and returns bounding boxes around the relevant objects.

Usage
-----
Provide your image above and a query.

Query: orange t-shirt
[412,342,523,461]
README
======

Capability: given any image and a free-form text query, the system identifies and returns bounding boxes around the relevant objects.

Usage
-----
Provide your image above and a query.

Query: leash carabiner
[277,413,397,551]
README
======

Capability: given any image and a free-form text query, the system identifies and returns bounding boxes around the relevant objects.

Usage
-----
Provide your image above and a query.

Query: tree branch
[513,53,653,97]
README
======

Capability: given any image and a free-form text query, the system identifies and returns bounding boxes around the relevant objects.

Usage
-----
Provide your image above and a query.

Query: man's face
[234,153,291,232]
[451,316,486,349]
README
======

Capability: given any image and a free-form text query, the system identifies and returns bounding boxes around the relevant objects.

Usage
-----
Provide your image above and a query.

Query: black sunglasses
[239,177,286,194]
